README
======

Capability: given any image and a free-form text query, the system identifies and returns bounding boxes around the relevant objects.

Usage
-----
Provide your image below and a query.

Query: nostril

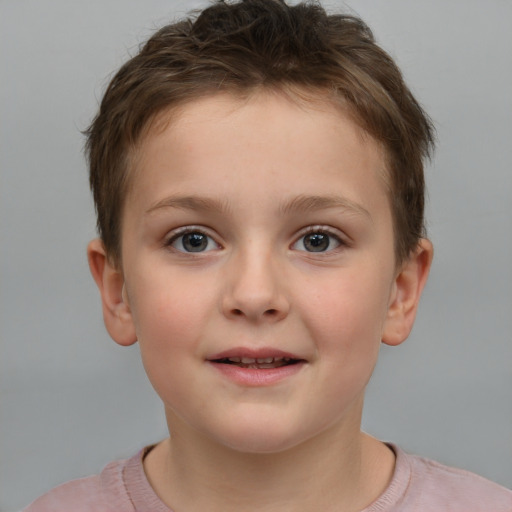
[230,308,279,317]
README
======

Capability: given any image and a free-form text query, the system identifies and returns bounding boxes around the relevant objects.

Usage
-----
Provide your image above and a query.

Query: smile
[207,349,306,386]
[214,356,297,369]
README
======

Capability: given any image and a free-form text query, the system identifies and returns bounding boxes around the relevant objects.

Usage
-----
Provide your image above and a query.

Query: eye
[168,230,219,253]
[292,229,342,253]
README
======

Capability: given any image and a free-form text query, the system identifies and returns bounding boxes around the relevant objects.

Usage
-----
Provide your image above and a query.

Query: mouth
[207,348,306,385]
[211,356,301,369]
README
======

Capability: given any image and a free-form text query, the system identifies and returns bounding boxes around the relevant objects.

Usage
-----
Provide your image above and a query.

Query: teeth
[237,357,287,364]
[224,356,295,366]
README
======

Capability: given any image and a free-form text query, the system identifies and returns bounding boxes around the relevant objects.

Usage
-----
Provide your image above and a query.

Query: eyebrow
[146,195,231,215]
[280,194,372,219]
[146,193,371,219]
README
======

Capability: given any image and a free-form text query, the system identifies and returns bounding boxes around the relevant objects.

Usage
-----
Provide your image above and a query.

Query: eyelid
[164,225,221,252]
[295,225,346,241]
[291,225,348,252]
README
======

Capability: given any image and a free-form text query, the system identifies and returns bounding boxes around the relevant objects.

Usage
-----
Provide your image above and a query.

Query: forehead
[125,90,391,217]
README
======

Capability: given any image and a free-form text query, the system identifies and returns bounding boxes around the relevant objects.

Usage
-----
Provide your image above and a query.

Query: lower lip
[208,361,305,386]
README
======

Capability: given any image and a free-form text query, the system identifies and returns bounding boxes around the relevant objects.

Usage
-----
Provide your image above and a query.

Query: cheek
[298,270,391,372]
[127,278,215,409]
[129,267,214,334]
[127,272,218,373]
[306,279,388,339]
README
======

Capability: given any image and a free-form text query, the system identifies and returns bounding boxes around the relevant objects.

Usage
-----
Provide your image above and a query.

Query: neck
[144,405,394,512]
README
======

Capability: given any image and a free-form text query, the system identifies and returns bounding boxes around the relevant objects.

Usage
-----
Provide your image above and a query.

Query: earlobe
[382,238,433,346]
[87,239,137,346]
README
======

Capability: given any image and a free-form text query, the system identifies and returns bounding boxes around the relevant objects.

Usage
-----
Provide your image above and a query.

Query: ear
[87,239,137,346]
[382,238,433,346]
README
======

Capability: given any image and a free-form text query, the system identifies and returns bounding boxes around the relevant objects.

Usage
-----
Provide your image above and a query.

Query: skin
[88,90,432,512]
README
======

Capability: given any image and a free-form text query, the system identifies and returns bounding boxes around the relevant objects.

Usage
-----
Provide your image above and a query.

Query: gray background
[1,0,511,510]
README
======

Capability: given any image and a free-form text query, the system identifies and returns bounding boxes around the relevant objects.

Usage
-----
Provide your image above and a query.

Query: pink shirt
[23,445,512,511]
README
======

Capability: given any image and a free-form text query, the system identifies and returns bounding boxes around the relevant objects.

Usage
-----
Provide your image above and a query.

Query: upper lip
[207,347,305,362]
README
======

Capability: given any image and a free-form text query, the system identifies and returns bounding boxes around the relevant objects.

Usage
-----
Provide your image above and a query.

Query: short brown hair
[85,0,434,266]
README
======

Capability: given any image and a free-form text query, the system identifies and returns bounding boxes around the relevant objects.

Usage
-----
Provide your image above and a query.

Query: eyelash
[292,226,345,254]
[165,226,220,254]
[164,225,346,254]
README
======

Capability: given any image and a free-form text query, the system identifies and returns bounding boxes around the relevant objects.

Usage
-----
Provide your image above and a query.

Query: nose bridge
[223,239,289,321]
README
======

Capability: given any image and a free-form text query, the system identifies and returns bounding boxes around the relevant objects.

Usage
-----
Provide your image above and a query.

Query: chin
[209,416,317,455]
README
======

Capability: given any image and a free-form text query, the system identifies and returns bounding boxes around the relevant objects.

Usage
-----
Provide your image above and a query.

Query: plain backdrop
[1,0,511,510]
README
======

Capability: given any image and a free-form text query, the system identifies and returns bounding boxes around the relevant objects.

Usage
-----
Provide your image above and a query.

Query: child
[23,1,512,510]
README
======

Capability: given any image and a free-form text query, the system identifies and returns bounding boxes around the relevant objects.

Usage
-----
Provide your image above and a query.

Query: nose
[222,247,290,323]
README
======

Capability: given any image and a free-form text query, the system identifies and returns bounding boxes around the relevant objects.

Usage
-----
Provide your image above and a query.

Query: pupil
[183,232,207,252]
[305,233,329,252]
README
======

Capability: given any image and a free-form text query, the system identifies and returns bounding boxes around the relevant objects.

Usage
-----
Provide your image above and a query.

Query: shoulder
[22,457,132,512]
[400,446,512,511]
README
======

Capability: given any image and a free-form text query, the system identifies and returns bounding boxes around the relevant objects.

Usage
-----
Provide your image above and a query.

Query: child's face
[91,91,430,453]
